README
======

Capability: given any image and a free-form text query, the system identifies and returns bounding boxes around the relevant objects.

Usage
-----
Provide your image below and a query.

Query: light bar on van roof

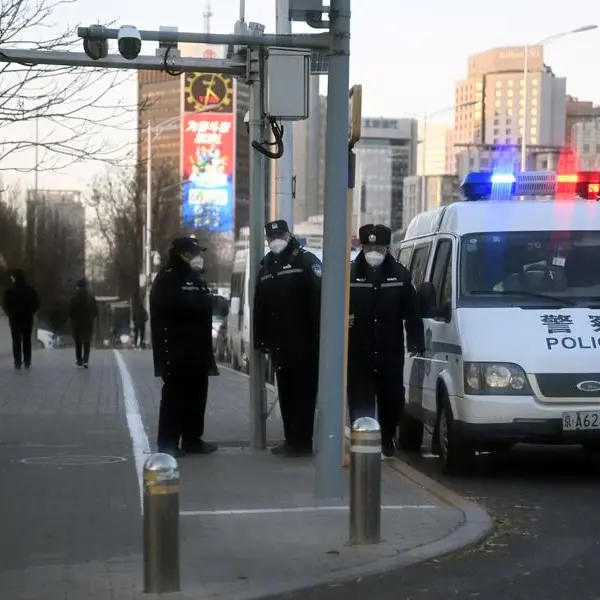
[460,170,600,201]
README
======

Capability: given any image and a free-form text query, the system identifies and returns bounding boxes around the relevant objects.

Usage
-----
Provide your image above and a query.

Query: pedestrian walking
[69,278,98,368]
[133,302,148,349]
[348,224,425,457]
[2,269,39,369]
[253,219,322,457]
[150,236,218,458]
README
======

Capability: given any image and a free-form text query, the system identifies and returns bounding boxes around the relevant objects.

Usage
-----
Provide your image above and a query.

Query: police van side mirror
[416,282,436,318]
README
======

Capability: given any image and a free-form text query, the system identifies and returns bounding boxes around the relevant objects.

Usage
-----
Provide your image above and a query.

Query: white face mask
[269,239,288,254]
[364,250,385,268]
[190,256,204,271]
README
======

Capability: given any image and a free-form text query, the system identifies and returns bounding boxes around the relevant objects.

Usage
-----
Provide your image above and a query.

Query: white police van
[395,169,600,474]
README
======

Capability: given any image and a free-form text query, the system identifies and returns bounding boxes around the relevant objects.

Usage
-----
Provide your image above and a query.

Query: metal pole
[145,122,152,345]
[34,115,39,194]
[143,453,180,593]
[314,0,351,499]
[520,45,529,172]
[248,44,267,449]
[349,417,381,545]
[420,114,427,212]
[275,0,294,225]
[307,75,321,218]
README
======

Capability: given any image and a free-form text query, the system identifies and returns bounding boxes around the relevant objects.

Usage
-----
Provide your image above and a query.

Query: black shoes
[158,447,185,458]
[382,438,396,458]
[270,443,313,458]
[183,440,218,455]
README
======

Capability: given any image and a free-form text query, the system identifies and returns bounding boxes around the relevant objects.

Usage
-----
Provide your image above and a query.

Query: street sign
[348,84,362,146]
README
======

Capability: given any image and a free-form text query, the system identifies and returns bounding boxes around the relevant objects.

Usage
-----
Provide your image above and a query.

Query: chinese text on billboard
[181,112,235,233]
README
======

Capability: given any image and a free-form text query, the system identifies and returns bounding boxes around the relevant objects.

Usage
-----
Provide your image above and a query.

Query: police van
[227,238,358,380]
[395,169,600,474]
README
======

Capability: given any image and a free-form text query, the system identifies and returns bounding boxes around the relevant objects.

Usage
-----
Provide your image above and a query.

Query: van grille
[535,373,600,398]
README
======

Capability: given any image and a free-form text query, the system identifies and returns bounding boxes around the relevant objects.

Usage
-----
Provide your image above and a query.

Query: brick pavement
[0,348,490,600]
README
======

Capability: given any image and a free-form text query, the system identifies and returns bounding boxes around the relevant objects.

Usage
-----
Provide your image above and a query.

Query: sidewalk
[0,349,492,600]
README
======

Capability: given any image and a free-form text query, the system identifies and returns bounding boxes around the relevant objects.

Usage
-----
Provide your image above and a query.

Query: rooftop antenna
[203,0,213,33]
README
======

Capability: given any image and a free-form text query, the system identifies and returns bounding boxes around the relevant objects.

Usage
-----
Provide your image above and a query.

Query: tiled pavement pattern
[0,349,467,600]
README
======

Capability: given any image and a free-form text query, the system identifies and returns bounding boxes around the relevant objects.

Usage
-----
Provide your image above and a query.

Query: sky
[3,0,600,192]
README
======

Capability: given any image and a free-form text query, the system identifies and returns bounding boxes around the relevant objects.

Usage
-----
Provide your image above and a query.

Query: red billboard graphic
[181,112,235,232]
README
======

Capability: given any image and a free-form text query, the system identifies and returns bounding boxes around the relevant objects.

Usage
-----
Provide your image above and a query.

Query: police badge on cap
[265,219,289,238]
[358,224,392,246]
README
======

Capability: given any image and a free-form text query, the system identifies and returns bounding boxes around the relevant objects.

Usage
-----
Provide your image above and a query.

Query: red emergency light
[555,171,600,200]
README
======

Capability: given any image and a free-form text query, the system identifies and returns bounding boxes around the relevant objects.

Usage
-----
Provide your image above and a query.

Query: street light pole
[145,121,152,342]
[520,24,598,171]
[420,115,427,213]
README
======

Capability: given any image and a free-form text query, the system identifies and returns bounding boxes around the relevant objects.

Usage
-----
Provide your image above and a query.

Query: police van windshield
[459,231,600,307]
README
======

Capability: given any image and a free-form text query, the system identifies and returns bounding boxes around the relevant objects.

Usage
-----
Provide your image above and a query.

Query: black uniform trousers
[275,357,318,450]
[73,330,91,364]
[10,319,33,367]
[134,325,145,348]
[158,371,209,451]
[347,366,405,445]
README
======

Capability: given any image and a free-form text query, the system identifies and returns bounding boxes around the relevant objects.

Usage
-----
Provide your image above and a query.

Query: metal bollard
[349,417,382,545]
[143,453,180,594]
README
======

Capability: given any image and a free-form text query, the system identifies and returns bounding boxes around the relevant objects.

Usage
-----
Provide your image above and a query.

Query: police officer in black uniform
[348,224,425,457]
[150,237,218,458]
[253,219,322,457]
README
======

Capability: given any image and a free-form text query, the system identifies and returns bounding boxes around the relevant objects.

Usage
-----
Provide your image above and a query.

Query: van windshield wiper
[468,289,576,306]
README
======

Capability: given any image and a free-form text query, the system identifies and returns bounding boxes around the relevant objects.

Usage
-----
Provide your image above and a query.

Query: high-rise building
[571,117,600,169]
[25,189,86,297]
[450,45,566,175]
[417,122,451,176]
[354,117,418,231]
[402,175,459,229]
[137,44,252,238]
[565,96,600,147]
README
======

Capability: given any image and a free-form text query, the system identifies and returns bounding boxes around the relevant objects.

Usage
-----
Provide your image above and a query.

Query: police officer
[253,219,322,457]
[150,237,218,458]
[348,224,425,457]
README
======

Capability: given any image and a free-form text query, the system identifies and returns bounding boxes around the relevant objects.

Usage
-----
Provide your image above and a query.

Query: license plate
[562,411,600,431]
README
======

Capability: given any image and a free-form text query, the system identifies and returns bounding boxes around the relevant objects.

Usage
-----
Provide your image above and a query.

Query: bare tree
[87,161,181,301]
[0,186,25,281]
[0,0,140,172]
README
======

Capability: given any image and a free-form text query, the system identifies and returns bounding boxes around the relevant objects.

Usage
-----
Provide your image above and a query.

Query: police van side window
[409,243,431,285]
[397,246,412,268]
[430,240,453,312]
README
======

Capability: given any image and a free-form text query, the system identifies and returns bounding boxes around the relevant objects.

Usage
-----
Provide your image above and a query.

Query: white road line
[180,504,439,516]
[113,349,151,513]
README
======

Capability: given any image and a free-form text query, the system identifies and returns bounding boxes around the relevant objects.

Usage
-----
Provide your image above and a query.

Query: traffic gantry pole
[247,23,268,449]
[349,417,382,545]
[314,0,352,499]
[143,453,180,594]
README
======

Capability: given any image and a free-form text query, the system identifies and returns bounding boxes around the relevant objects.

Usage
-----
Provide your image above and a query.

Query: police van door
[421,236,458,419]
[403,240,433,422]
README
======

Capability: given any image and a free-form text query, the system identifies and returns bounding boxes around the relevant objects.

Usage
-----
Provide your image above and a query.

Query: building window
[532,78,538,86]
[508,80,514,87]
[531,136,537,144]
[508,90,513,98]
[506,118,512,125]
[494,119,500,126]
[495,80,502,88]
[530,127,537,136]
[531,98,538,107]
[506,128,511,135]
[495,89,502,98]
[532,88,538,96]
[494,128,500,135]
[495,100,501,108]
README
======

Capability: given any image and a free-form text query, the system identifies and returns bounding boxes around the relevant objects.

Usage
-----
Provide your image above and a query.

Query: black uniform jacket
[2,282,39,325]
[253,238,322,364]
[69,291,98,342]
[348,251,425,375]
[150,254,214,378]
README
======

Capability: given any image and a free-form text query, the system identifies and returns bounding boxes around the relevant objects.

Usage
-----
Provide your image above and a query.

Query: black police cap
[358,223,391,246]
[265,219,289,237]
[171,236,206,256]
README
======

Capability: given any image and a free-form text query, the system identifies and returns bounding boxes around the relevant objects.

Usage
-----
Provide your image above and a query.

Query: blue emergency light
[460,170,600,201]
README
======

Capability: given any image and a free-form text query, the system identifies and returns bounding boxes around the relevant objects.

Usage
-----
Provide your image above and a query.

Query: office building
[450,45,566,175]
[565,96,600,147]
[402,175,459,228]
[137,44,252,238]
[417,122,451,176]
[25,189,86,294]
[354,117,418,231]
[571,117,600,169]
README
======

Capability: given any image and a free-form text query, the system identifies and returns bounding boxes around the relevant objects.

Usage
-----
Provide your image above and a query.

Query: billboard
[181,112,235,232]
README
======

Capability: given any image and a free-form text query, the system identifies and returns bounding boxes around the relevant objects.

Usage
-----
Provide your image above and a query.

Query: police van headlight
[464,362,531,395]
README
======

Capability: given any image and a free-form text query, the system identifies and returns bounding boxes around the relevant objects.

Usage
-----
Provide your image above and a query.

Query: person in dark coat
[133,302,148,349]
[253,219,322,457]
[348,224,425,457]
[2,269,39,369]
[150,236,218,458]
[69,278,98,368]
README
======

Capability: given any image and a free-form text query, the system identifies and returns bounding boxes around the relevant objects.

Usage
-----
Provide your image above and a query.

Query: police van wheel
[438,395,474,475]
[396,412,424,452]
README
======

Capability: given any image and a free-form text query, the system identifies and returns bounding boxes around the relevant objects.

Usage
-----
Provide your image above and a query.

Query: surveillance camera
[118,25,142,60]
[243,110,250,134]
[82,24,108,60]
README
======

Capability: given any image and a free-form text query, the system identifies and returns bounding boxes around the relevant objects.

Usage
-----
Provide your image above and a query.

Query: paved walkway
[0,349,491,600]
